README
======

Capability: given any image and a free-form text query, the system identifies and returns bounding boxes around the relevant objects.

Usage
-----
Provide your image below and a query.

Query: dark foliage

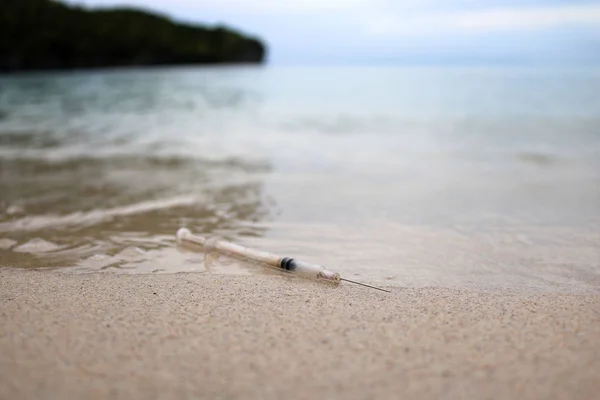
[0,0,267,72]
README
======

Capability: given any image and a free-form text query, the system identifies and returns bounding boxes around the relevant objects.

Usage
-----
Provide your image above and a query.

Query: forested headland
[0,0,267,72]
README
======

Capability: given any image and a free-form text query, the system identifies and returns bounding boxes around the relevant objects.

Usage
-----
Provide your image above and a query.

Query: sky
[65,0,600,65]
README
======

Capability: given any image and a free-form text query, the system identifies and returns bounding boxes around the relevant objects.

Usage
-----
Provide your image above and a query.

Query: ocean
[0,66,599,292]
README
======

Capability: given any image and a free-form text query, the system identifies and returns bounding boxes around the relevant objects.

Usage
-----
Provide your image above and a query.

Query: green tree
[0,0,267,72]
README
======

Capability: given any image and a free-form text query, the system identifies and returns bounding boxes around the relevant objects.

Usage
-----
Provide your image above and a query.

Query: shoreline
[1,268,599,399]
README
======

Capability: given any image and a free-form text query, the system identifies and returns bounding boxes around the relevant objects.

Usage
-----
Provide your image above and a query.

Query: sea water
[0,66,599,292]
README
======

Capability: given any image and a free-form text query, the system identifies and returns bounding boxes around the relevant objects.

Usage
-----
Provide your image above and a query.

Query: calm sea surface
[1,66,599,292]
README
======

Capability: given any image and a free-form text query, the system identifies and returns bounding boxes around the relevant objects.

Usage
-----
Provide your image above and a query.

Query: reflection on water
[0,66,599,292]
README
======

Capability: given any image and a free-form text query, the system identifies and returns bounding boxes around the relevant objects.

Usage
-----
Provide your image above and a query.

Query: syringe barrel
[209,237,282,267]
[214,240,341,284]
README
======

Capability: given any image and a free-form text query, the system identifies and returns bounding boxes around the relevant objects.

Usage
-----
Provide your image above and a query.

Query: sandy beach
[2,18,600,400]
[1,268,598,400]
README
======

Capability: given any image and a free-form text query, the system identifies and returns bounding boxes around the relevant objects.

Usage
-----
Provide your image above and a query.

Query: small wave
[0,238,17,249]
[0,148,271,172]
[277,115,398,135]
[12,238,63,253]
[515,152,560,166]
[0,196,199,233]
[0,130,63,149]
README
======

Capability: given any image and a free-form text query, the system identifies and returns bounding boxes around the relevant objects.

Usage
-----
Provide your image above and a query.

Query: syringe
[176,228,390,293]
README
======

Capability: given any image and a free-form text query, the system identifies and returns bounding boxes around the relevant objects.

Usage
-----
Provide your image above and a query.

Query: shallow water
[1,66,599,292]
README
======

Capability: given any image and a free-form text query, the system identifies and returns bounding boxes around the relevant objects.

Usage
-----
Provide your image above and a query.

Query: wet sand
[1,268,599,400]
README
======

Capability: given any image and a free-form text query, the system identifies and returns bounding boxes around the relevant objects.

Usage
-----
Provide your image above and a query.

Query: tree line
[0,0,267,72]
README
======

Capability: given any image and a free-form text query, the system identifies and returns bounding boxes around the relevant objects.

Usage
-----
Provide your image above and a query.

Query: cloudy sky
[65,0,600,65]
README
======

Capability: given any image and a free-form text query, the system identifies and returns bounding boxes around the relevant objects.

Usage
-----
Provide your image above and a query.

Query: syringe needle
[340,278,390,293]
